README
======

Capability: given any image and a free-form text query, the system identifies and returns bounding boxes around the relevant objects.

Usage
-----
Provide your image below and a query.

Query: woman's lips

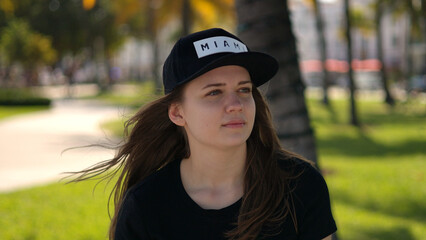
[222,120,245,128]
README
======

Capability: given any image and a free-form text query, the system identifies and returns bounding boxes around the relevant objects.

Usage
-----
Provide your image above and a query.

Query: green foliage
[0,19,56,66]
[115,0,235,39]
[0,0,129,57]
[0,88,52,106]
[350,7,375,36]
[26,32,57,65]
[374,0,424,39]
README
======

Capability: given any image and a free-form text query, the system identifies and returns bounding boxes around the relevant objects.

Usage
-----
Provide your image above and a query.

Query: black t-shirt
[115,158,337,240]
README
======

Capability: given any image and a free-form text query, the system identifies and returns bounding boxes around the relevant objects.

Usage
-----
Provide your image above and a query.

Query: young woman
[75,28,337,240]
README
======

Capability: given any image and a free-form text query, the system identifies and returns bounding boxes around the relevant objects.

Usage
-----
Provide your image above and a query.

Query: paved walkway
[0,100,127,193]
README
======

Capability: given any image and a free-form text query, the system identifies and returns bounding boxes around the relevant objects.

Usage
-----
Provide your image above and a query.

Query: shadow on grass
[310,98,426,126]
[362,226,416,240]
[317,133,425,158]
[361,102,425,125]
[332,188,426,223]
[362,112,426,126]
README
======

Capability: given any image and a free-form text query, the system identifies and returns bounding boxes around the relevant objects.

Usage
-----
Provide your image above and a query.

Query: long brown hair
[71,84,305,239]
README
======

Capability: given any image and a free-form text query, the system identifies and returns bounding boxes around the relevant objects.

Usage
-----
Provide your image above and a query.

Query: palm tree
[402,0,414,91]
[422,0,426,38]
[182,0,191,35]
[383,0,424,91]
[343,0,360,126]
[422,0,426,69]
[422,0,426,43]
[235,0,318,164]
[312,0,331,105]
[146,0,161,91]
[374,0,395,106]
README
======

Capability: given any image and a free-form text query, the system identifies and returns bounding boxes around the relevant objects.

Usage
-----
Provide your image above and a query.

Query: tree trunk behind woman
[375,0,395,106]
[147,0,161,93]
[313,0,331,105]
[404,0,416,91]
[344,0,360,126]
[182,0,191,36]
[235,0,318,164]
[422,0,426,68]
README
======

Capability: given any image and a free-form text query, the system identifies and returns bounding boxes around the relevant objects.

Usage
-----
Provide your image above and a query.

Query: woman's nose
[225,93,243,112]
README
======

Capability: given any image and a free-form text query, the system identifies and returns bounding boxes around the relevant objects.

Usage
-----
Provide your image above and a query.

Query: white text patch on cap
[193,36,248,58]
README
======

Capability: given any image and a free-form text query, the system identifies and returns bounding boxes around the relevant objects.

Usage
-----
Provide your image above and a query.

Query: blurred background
[0,0,425,239]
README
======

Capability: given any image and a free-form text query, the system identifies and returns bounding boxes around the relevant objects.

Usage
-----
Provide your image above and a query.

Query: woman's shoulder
[126,160,180,201]
[277,155,329,198]
[277,155,316,177]
[115,161,182,239]
[277,154,337,237]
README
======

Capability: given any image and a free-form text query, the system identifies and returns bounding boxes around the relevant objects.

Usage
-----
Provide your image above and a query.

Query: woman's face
[169,65,256,150]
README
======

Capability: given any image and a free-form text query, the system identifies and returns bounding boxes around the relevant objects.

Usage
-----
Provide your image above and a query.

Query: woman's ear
[168,103,185,126]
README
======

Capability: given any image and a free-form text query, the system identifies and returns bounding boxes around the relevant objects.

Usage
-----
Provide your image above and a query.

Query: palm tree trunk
[182,0,191,36]
[344,0,360,126]
[375,0,395,106]
[152,38,160,92]
[147,0,161,93]
[405,0,416,85]
[403,14,413,92]
[313,0,331,105]
[235,0,318,164]
[422,0,426,72]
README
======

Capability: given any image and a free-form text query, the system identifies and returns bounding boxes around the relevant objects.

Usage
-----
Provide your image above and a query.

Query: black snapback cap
[162,28,278,94]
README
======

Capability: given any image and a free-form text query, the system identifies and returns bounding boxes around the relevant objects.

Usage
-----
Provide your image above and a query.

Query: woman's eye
[206,90,221,96]
[239,87,252,93]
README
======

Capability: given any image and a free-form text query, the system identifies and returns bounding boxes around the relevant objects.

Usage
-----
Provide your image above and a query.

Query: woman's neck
[180,143,246,209]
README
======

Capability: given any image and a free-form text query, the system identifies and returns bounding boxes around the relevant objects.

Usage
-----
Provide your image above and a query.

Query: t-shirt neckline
[173,159,242,218]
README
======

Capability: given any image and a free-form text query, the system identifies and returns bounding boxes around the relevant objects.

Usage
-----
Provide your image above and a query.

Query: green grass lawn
[0,179,113,240]
[81,81,160,108]
[309,98,426,240]
[0,106,50,121]
[0,95,424,240]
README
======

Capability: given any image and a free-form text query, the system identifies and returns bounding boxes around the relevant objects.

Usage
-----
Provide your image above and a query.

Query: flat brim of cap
[176,52,278,90]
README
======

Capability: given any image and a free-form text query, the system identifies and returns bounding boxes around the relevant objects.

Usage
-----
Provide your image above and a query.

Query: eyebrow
[202,81,252,89]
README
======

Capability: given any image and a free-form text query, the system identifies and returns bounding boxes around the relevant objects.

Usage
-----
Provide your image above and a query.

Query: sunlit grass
[100,117,128,137]
[0,179,113,240]
[0,106,50,121]
[82,81,160,108]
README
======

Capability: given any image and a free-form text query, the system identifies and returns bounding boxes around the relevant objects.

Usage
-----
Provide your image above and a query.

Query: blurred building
[112,24,177,83]
[289,0,426,89]
[114,38,154,82]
